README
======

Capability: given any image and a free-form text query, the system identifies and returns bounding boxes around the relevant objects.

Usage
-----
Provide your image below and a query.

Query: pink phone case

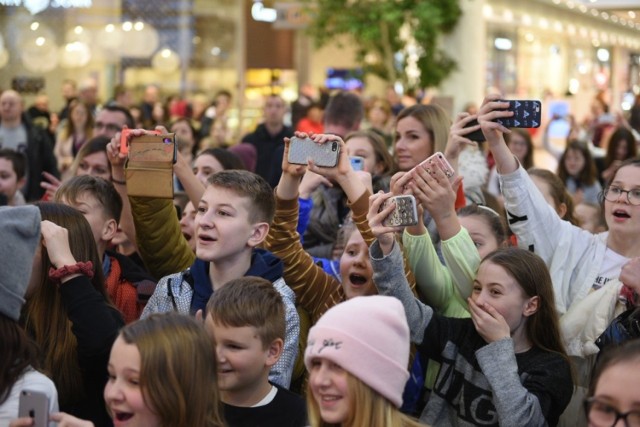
[415,152,455,179]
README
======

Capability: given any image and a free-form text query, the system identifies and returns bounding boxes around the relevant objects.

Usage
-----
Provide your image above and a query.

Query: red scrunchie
[48,261,95,284]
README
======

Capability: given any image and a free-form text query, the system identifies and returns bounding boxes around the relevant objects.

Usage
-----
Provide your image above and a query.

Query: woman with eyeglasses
[478,94,640,426]
[585,339,640,427]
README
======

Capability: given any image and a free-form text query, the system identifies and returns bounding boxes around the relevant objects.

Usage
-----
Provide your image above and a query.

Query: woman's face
[76,151,111,180]
[394,116,432,171]
[104,336,161,427]
[346,136,381,175]
[193,154,224,186]
[70,104,88,128]
[508,133,529,164]
[564,148,586,177]
[588,362,640,427]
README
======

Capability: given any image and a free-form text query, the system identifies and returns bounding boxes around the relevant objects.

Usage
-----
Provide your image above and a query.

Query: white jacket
[499,165,625,357]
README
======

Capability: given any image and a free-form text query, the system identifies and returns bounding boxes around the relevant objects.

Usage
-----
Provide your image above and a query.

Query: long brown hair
[482,248,570,366]
[557,140,598,186]
[307,371,422,427]
[604,126,637,168]
[22,202,107,407]
[120,313,225,427]
[0,315,42,404]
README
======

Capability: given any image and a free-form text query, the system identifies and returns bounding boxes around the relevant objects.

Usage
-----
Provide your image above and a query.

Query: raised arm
[478,94,518,175]
[266,133,345,322]
[108,129,195,279]
[367,191,433,342]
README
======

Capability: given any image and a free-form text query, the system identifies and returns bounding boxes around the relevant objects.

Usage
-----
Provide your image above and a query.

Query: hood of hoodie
[189,248,284,314]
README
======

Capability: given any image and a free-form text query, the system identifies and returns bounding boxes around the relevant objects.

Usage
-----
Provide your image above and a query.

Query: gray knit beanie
[0,205,41,321]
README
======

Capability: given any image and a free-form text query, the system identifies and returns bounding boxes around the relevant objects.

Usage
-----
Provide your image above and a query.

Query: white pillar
[439,0,487,115]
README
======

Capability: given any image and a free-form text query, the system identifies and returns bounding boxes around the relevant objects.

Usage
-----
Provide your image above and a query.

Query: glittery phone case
[381,195,419,227]
[288,137,340,168]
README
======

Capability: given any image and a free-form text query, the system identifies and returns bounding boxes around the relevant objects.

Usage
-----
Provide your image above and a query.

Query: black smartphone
[495,100,542,128]
[463,119,486,142]
[288,136,341,168]
[18,390,49,427]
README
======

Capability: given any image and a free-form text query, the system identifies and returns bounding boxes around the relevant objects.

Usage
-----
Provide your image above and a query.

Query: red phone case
[120,129,161,155]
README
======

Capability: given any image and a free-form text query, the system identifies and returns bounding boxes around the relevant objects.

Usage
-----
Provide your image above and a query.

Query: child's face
[339,229,376,300]
[193,154,224,187]
[76,151,111,181]
[471,261,533,336]
[588,362,640,427]
[59,192,110,247]
[308,358,350,424]
[564,148,585,177]
[195,186,258,263]
[604,165,640,236]
[507,134,529,163]
[0,158,23,203]
[530,175,561,215]
[346,136,380,175]
[575,203,601,234]
[459,215,500,259]
[179,201,197,252]
[104,336,160,427]
[205,317,273,401]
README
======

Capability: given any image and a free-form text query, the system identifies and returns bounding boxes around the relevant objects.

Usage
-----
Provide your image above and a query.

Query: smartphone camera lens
[331,142,337,151]
[163,138,171,143]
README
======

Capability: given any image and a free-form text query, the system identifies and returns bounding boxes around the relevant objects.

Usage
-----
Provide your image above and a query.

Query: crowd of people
[1,79,640,427]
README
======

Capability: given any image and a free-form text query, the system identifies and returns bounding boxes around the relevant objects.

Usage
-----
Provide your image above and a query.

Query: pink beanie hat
[304,295,410,408]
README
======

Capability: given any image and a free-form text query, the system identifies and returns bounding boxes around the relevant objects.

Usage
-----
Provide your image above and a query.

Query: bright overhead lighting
[494,37,512,51]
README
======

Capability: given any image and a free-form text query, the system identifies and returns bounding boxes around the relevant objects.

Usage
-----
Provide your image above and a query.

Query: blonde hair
[394,104,451,157]
[306,371,422,427]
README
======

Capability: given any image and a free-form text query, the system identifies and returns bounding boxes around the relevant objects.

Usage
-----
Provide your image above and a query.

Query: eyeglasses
[94,122,122,134]
[584,397,640,427]
[603,186,640,206]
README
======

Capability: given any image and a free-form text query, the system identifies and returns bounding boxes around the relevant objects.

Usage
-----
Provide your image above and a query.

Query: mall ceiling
[574,0,640,30]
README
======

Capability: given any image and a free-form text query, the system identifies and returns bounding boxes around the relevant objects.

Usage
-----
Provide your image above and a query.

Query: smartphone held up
[495,100,541,128]
[288,136,341,168]
[380,194,419,227]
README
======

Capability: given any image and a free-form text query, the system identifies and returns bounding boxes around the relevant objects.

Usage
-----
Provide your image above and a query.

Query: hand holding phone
[380,195,419,227]
[413,152,455,179]
[495,100,541,128]
[120,129,162,155]
[463,119,486,142]
[288,136,341,168]
[18,390,49,427]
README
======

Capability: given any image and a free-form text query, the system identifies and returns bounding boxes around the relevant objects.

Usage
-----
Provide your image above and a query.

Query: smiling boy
[205,276,307,426]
